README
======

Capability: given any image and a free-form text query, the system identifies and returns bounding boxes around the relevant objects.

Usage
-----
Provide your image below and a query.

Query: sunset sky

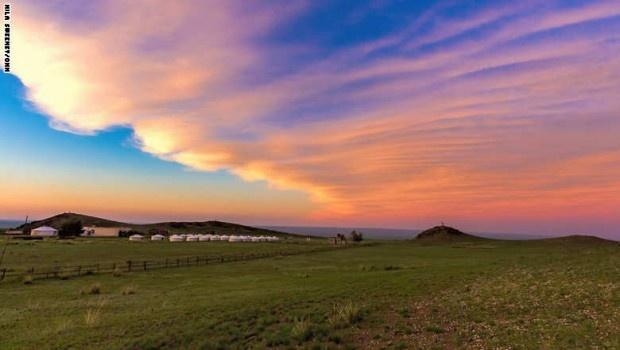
[1,0,619,238]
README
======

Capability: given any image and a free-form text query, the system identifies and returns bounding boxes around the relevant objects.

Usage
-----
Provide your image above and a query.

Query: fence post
[176,258,180,267]
[0,268,5,281]
[76,266,81,276]
[96,264,100,273]
[143,261,147,271]
[127,260,132,272]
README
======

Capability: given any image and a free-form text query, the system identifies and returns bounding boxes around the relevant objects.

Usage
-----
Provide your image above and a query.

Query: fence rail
[0,243,371,283]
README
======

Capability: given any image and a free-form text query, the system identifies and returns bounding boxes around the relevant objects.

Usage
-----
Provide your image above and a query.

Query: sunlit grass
[0,239,617,349]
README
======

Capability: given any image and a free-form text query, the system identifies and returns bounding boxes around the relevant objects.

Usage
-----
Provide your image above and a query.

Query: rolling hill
[16,212,302,238]
[414,226,618,244]
[537,234,618,245]
[415,225,484,241]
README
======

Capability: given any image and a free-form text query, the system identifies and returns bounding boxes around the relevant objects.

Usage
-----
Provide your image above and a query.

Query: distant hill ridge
[11,214,617,242]
[537,234,617,245]
[415,225,617,243]
[18,212,300,237]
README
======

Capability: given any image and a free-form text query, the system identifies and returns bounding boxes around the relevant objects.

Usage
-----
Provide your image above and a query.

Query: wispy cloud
[12,0,620,229]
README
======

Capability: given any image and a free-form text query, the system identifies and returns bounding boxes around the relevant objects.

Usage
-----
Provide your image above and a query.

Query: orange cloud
[10,0,620,230]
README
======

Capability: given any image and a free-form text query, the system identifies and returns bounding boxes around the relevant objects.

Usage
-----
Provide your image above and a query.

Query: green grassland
[0,238,618,349]
[0,237,324,271]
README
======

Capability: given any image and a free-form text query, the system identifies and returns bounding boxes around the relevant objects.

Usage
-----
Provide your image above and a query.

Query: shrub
[59,220,83,237]
[53,318,72,333]
[118,229,143,238]
[328,333,342,344]
[328,301,363,329]
[84,298,107,326]
[349,230,363,242]
[112,266,123,277]
[23,274,33,285]
[81,283,101,295]
[121,285,136,295]
[265,326,291,347]
[291,317,313,343]
[425,325,445,334]
[395,341,408,350]
[84,308,100,326]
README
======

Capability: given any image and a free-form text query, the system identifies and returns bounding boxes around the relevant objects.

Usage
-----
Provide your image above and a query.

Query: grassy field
[0,237,325,271]
[0,238,618,349]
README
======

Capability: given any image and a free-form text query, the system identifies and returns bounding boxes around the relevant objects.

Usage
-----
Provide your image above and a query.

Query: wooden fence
[0,243,370,283]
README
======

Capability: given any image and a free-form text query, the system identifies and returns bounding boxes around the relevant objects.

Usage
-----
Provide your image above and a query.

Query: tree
[349,230,363,242]
[59,220,83,237]
[119,229,143,238]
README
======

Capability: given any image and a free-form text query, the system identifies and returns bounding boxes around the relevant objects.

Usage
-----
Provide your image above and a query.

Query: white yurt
[220,235,229,241]
[30,226,58,237]
[242,235,251,242]
[210,235,221,241]
[186,234,199,242]
[198,234,210,241]
[251,236,260,242]
[169,234,184,242]
[129,234,144,241]
[151,234,165,241]
[229,235,242,242]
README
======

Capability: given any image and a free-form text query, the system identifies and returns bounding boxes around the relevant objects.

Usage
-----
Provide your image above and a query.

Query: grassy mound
[415,225,483,242]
